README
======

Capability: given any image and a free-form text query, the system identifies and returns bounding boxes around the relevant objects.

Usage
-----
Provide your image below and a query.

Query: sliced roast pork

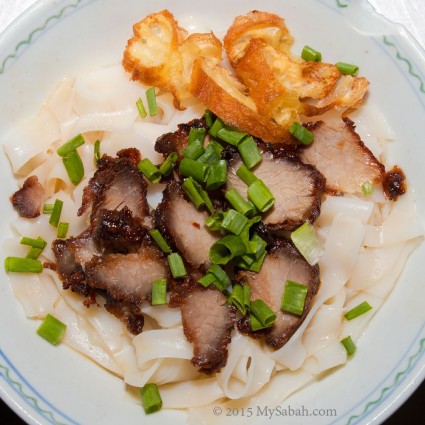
[300,119,385,195]
[382,165,407,200]
[227,148,325,231]
[155,180,220,270]
[180,282,236,374]
[237,238,319,349]
[11,175,45,218]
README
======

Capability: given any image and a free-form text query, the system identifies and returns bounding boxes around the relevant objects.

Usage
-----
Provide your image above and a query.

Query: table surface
[0,0,425,424]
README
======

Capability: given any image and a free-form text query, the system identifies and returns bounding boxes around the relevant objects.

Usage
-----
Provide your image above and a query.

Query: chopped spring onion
[62,149,85,185]
[49,199,63,228]
[36,314,67,345]
[341,335,356,356]
[336,62,359,76]
[24,237,46,260]
[138,158,162,183]
[43,204,54,214]
[250,313,266,331]
[217,128,247,146]
[191,179,214,214]
[205,160,227,190]
[151,279,167,305]
[183,139,205,160]
[94,139,101,165]
[136,97,147,119]
[289,122,314,145]
[221,209,249,235]
[179,158,209,183]
[281,280,308,316]
[235,251,267,273]
[207,264,231,291]
[56,133,85,157]
[238,136,262,169]
[205,212,225,231]
[20,237,47,249]
[146,87,158,116]
[209,234,246,265]
[301,45,322,62]
[225,188,256,217]
[167,253,187,278]
[188,127,206,144]
[208,117,225,137]
[149,229,171,254]
[26,247,44,260]
[204,109,214,127]
[197,141,223,164]
[344,301,373,321]
[247,179,275,212]
[237,234,267,267]
[228,284,250,315]
[249,299,276,329]
[236,164,258,186]
[159,152,178,177]
[4,257,43,273]
[182,177,205,210]
[197,273,217,288]
[140,383,163,414]
[239,216,261,253]
[290,221,324,266]
[361,181,374,196]
[57,222,69,239]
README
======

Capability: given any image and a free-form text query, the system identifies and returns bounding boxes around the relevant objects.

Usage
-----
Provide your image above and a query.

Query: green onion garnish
[235,251,267,272]
[182,177,205,210]
[188,127,206,144]
[36,314,66,345]
[361,181,374,196]
[205,212,225,231]
[197,141,223,164]
[62,149,85,185]
[49,199,63,228]
[344,301,373,321]
[225,188,256,217]
[237,234,267,268]
[167,253,187,278]
[43,204,54,214]
[26,247,44,260]
[205,160,227,190]
[138,158,162,183]
[207,264,231,291]
[228,284,248,315]
[209,234,246,265]
[4,257,43,273]
[336,62,359,76]
[20,237,47,249]
[193,180,214,214]
[197,273,217,288]
[57,222,69,239]
[221,209,249,235]
[217,128,247,146]
[341,336,356,356]
[247,179,275,212]
[151,279,167,305]
[179,158,209,183]
[159,152,178,177]
[146,87,158,117]
[209,117,225,137]
[57,134,85,157]
[289,122,314,145]
[136,97,147,119]
[204,109,214,127]
[236,164,258,186]
[238,136,262,169]
[290,221,324,266]
[140,383,162,414]
[149,229,171,254]
[281,280,308,316]
[249,299,276,330]
[183,139,205,160]
[301,45,322,62]
[94,140,101,165]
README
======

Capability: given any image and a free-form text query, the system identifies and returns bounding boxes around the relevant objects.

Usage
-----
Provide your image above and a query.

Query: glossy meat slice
[300,119,385,195]
[85,242,169,305]
[227,148,325,231]
[180,283,236,374]
[155,180,220,269]
[237,238,319,349]
[78,148,149,222]
[10,175,45,218]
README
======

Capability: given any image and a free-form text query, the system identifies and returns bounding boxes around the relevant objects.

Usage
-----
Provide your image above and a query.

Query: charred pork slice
[155,117,206,158]
[11,175,45,218]
[181,284,236,374]
[382,165,407,200]
[78,148,149,221]
[300,119,385,195]
[237,238,319,349]
[227,150,325,231]
[85,242,169,305]
[155,180,220,269]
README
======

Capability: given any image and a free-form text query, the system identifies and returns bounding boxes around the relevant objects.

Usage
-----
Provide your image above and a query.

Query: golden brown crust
[190,59,289,143]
